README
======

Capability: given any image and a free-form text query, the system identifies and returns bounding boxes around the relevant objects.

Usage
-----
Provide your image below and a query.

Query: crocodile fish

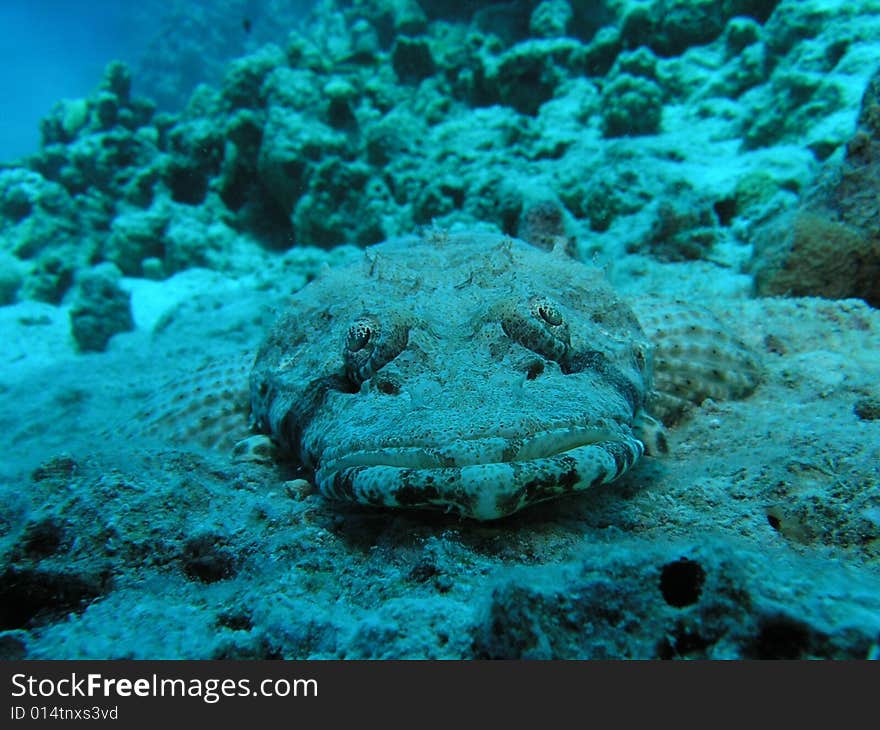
[248,231,761,520]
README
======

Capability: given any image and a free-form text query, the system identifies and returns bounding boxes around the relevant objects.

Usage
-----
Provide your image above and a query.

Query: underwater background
[0,0,879,659]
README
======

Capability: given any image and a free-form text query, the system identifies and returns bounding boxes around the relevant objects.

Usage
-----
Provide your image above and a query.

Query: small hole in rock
[182,535,237,584]
[713,197,736,226]
[375,377,400,395]
[659,558,706,608]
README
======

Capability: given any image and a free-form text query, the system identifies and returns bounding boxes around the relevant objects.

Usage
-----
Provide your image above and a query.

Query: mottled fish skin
[630,298,763,425]
[120,358,252,452]
[250,231,652,520]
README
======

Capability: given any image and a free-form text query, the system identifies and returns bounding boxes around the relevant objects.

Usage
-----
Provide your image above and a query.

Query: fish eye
[501,295,570,362]
[535,300,563,326]
[343,314,409,385]
[346,319,373,352]
[633,342,650,373]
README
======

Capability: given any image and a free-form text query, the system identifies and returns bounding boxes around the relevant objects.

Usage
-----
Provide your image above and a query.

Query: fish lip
[315,433,645,520]
[314,424,635,481]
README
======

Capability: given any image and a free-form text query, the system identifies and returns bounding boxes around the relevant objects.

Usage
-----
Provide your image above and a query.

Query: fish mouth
[314,425,644,520]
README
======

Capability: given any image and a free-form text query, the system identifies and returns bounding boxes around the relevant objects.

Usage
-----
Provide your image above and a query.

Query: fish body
[251,231,658,520]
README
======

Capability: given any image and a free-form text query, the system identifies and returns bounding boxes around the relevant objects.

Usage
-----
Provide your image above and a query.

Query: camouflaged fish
[248,231,761,520]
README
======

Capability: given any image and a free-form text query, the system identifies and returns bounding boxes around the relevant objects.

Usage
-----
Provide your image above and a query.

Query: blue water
[0,0,314,162]
[0,1,159,161]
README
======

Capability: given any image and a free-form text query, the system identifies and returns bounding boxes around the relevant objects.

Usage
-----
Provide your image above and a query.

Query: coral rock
[69,263,134,352]
[752,67,880,307]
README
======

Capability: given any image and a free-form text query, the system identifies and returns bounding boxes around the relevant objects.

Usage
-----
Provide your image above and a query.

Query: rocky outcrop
[752,66,880,307]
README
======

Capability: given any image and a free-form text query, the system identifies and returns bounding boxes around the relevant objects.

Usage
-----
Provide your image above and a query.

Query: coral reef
[600,72,664,137]
[0,0,875,302]
[628,184,721,261]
